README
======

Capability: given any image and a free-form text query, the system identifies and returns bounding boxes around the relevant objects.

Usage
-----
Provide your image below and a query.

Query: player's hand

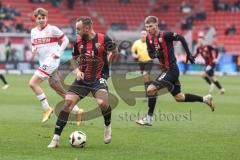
[52,53,60,59]
[76,70,84,80]
[32,46,37,55]
[186,54,195,64]
[132,54,139,60]
[51,53,60,59]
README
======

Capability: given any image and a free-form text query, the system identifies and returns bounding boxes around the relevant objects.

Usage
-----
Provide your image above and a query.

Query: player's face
[76,21,91,40]
[35,15,48,28]
[140,31,147,42]
[145,22,158,36]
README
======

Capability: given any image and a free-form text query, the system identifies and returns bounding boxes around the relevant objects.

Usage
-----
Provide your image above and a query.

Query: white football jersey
[31,24,64,66]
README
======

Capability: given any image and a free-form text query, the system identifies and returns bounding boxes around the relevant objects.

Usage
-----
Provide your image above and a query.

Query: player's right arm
[165,32,195,64]
[146,36,159,59]
[30,29,37,58]
[194,48,200,58]
[51,26,69,59]
[71,42,84,80]
[208,45,219,66]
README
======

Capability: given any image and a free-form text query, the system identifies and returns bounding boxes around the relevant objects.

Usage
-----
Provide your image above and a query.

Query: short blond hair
[144,16,158,24]
[33,8,48,17]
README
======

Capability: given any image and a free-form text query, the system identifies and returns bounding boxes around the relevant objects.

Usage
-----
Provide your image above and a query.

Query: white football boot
[203,94,215,112]
[104,124,112,144]
[47,135,59,148]
[135,115,153,126]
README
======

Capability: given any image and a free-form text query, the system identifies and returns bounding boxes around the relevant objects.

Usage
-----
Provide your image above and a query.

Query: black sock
[185,94,203,102]
[0,75,7,85]
[203,77,211,85]
[144,82,150,97]
[148,95,157,116]
[101,106,111,126]
[54,110,70,136]
[213,80,222,89]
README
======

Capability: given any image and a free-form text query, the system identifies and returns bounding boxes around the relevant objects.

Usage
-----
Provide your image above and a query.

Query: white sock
[37,93,50,111]
[203,96,208,103]
[71,105,80,114]
[147,115,153,121]
[53,134,60,140]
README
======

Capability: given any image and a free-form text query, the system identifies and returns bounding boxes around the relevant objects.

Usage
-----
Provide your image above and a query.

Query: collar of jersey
[38,24,48,31]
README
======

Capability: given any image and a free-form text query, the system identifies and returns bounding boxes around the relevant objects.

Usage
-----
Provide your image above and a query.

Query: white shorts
[34,58,60,80]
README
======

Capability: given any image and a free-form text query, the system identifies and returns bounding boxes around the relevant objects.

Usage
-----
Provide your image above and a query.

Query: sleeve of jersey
[30,30,36,52]
[131,41,137,53]
[52,26,65,40]
[104,35,113,51]
[146,37,156,59]
[208,45,219,58]
[166,32,192,56]
[72,42,80,59]
[194,48,199,58]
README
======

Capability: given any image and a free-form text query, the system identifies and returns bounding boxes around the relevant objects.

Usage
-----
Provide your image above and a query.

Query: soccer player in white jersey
[29,8,83,124]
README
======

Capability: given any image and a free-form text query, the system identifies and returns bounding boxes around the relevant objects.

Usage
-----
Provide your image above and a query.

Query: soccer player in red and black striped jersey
[136,16,215,126]
[48,16,117,148]
[195,33,225,94]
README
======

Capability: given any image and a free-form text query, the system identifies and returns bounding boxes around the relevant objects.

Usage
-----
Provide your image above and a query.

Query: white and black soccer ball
[69,131,87,148]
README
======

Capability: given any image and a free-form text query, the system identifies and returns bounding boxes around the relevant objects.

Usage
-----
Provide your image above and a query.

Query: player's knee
[63,100,74,113]
[201,73,206,78]
[97,99,108,109]
[174,93,184,102]
[147,86,157,96]
[211,77,216,82]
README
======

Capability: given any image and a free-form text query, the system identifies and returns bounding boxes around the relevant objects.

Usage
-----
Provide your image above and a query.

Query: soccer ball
[69,131,87,148]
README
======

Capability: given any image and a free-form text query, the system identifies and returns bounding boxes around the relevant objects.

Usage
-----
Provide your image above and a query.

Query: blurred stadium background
[0,0,240,75]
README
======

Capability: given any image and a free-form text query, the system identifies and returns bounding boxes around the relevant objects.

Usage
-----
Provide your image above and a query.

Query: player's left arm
[166,32,195,64]
[131,41,139,60]
[208,45,219,65]
[52,26,69,58]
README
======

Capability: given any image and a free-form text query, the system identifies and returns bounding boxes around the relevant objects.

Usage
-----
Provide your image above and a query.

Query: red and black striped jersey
[196,45,218,66]
[146,31,191,71]
[72,33,112,81]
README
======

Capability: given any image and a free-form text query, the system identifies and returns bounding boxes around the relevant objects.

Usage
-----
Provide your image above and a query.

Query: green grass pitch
[0,74,239,160]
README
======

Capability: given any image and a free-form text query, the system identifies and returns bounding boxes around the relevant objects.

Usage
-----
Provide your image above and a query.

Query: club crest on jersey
[95,43,101,49]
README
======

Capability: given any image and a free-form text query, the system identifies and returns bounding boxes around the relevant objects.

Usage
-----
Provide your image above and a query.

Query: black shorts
[138,61,153,73]
[204,65,215,77]
[68,78,108,98]
[152,69,181,96]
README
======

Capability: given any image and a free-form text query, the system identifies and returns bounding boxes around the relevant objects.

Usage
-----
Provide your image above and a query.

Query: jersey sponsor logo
[158,38,162,42]
[95,43,101,49]
[33,37,51,44]
[33,37,59,45]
